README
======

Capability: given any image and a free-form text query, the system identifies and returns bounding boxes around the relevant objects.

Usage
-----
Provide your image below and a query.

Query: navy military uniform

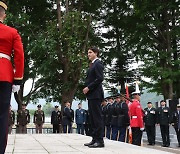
[157,100,171,147]
[33,105,45,134]
[62,107,74,133]
[51,106,62,133]
[116,100,130,142]
[75,107,86,135]
[8,108,15,134]
[17,108,30,134]
[101,100,108,137]
[105,99,114,139]
[111,101,119,140]
[144,103,157,145]
[171,104,180,147]
[84,110,92,136]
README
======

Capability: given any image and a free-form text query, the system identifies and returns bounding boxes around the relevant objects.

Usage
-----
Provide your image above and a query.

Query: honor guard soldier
[129,91,144,146]
[17,103,30,134]
[75,103,86,135]
[101,99,108,137]
[8,105,15,134]
[111,95,119,140]
[84,109,92,136]
[62,101,74,133]
[33,104,45,134]
[117,95,130,142]
[51,105,62,133]
[106,96,114,139]
[157,100,171,147]
[0,0,24,153]
[144,102,157,145]
[171,104,180,147]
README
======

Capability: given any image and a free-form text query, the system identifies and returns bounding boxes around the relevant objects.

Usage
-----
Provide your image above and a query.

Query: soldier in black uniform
[17,103,30,134]
[106,96,114,139]
[116,94,129,142]
[62,101,74,133]
[157,100,171,147]
[33,104,45,134]
[8,105,15,134]
[144,102,157,145]
[51,105,62,133]
[101,99,108,137]
[111,96,119,140]
[84,109,92,136]
[171,104,180,147]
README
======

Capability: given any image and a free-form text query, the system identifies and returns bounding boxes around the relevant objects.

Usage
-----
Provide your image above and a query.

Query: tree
[100,0,136,92]
[127,0,180,99]
[29,0,103,110]
[6,0,54,109]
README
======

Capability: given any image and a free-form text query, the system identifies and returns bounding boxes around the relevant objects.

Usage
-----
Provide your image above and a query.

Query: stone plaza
[5,134,178,154]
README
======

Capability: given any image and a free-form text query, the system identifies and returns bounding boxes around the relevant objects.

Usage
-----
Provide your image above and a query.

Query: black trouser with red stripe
[0,82,12,154]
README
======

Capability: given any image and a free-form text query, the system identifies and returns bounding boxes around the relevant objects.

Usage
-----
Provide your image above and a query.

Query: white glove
[127,126,131,129]
[12,85,20,93]
[140,127,144,131]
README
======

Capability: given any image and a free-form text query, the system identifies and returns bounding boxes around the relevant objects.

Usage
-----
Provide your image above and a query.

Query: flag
[125,82,130,105]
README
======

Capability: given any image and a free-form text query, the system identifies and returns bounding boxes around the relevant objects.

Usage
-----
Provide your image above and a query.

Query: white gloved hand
[12,85,20,93]
[127,126,131,129]
[140,127,144,131]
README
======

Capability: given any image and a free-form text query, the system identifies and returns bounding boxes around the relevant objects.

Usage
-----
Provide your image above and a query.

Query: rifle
[119,93,133,102]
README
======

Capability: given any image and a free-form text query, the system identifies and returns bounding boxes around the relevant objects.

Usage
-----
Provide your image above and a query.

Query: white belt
[132,116,137,119]
[0,53,11,60]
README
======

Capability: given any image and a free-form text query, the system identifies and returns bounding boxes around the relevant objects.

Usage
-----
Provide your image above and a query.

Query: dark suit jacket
[143,107,157,126]
[172,110,180,128]
[157,106,171,125]
[85,59,104,100]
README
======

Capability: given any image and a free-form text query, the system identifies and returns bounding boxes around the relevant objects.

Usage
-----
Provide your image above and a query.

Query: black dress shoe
[84,140,95,146]
[161,144,166,147]
[88,142,104,148]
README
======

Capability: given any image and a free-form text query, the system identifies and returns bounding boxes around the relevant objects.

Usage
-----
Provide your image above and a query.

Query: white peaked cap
[132,81,141,95]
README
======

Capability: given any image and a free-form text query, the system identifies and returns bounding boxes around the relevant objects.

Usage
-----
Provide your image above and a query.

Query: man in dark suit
[144,102,157,145]
[83,47,104,148]
[172,104,180,147]
[157,100,171,147]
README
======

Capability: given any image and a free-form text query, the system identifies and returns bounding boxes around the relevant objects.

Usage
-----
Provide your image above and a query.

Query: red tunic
[0,22,24,84]
[129,99,144,128]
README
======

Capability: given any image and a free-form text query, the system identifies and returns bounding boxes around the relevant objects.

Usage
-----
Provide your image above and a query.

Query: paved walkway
[6,134,173,154]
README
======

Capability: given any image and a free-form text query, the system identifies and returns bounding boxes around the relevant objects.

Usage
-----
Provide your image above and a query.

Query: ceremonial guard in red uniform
[129,90,144,146]
[0,1,24,153]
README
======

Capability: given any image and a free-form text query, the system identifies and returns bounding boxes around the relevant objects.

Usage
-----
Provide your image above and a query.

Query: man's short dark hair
[88,47,100,57]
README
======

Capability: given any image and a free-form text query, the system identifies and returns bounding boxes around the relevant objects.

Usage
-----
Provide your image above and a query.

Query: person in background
[34,104,45,134]
[62,101,74,133]
[143,102,157,145]
[129,92,144,146]
[8,105,15,134]
[17,103,30,134]
[171,104,180,147]
[0,0,24,153]
[51,105,62,133]
[75,103,86,135]
[157,100,171,147]
[117,94,130,142]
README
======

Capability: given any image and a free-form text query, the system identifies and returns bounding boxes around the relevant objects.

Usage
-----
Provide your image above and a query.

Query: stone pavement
[6,134,173,154]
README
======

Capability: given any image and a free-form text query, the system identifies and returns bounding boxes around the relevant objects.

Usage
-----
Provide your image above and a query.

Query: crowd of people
[8,96,180,148]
